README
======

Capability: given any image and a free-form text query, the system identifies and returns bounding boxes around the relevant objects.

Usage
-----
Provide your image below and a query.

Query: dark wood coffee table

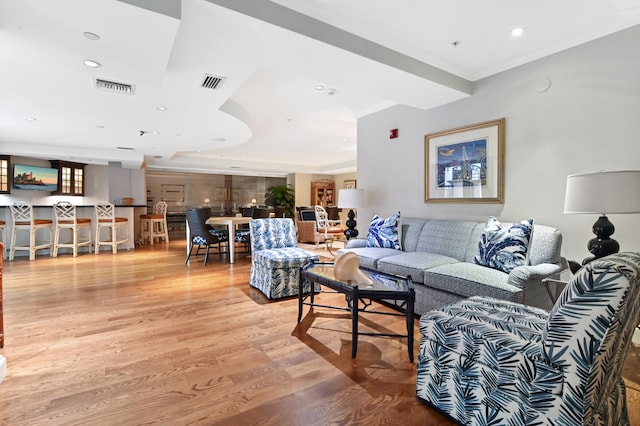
[298,262,415,362]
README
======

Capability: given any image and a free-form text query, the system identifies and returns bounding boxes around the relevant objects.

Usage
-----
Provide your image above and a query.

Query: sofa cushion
[424,263,523,302]
[339,247,400,269]
[416,220,478,261]
[397,217,427,252]
[366,211,401,249]
[376,252,459,283]
[474,217,534,273]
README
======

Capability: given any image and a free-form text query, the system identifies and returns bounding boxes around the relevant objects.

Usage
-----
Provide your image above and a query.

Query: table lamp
[337,188,366,240]
[564,170,640,264]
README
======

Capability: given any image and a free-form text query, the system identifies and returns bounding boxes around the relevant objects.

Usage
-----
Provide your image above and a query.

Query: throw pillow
[366,211,401,249]
[474,216,534,273]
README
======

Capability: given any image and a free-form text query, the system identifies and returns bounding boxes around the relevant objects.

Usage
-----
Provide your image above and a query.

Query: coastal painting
[424,118,505,203]
[13,164,59,191]
[436,139,487,188]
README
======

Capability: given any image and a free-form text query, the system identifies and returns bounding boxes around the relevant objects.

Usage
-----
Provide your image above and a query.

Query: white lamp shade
[338,188,366,209]
[564,170,640,214]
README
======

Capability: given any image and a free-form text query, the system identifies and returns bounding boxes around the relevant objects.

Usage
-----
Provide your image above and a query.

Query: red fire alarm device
[390,128,398,139]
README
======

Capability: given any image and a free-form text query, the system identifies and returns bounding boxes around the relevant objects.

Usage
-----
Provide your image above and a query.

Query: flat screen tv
[12,164,59,191]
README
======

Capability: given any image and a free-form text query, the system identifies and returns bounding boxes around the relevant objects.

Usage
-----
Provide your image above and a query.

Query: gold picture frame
[343,179,357,189]
[424,118,505,203]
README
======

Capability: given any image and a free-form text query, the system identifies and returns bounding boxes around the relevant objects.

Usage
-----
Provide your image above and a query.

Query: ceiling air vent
[94,78,135,95]
[201,74,226,90]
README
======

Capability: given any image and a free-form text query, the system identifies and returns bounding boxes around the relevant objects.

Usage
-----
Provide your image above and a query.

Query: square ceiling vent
[201,74,226,90]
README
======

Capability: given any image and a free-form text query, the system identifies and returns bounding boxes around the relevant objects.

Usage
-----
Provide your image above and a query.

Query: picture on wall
[343,179,356,189]
[424,118,505,203]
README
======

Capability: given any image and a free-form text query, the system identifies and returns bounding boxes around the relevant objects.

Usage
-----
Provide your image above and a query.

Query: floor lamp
[337,188,366,240]
[564,170,640,265]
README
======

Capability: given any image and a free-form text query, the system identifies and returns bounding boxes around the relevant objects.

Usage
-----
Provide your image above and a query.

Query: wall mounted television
[12,164,59,191]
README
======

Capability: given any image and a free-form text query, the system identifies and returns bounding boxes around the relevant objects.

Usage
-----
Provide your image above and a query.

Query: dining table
[203,216,252,264]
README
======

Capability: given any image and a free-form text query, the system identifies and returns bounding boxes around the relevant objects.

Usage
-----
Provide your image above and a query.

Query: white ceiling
[2,0,640,177]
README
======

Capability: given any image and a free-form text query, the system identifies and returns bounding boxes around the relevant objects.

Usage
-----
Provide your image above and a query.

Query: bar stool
[0,221,5,259]
[52,201,92,257]
[9,201,53,261]
[95,202,129,254]
[140,201,169,245]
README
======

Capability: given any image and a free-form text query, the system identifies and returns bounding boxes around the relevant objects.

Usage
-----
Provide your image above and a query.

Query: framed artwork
[343,179,357,189]
[424,118,505,203]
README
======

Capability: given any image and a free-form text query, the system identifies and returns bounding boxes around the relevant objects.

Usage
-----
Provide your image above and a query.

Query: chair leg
[204,245,209,266]
[185,244,194,264]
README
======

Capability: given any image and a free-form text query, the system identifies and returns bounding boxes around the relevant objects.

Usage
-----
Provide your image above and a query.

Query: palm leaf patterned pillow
[474,216,534,273]
[366,211,401,249]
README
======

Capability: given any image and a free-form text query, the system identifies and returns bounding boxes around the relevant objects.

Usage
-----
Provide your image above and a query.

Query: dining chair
[9,201,53,261]
[140,201,169,245]
[52,201,92,257]
[185,208,227,265]
[94,202,130,254]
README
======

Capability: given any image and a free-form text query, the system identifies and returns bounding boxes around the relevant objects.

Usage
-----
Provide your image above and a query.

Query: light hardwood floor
[0,240,638,425]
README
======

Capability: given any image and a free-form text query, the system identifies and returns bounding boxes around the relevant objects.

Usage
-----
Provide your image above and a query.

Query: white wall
[357,25,640,262]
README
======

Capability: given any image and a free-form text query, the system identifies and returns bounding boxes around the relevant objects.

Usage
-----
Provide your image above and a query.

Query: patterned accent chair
[416,251,640,425]
[249,218,319,300]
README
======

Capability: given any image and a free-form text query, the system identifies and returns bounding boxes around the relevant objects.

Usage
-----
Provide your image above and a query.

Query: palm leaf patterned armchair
[249,218,319,300]
[416,251,640,425]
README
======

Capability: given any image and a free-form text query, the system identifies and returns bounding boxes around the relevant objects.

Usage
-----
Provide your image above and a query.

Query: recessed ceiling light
[315,85,324,90]
[83,31,100,41]
[212,137,226,142]
[25,116,36,121]
[95,125,104,129]
[157,106,167,111]
[511,27,525,37]
[83,59,101,68]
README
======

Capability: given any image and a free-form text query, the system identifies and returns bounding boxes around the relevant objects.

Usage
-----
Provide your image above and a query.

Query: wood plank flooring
[0,240,638,425]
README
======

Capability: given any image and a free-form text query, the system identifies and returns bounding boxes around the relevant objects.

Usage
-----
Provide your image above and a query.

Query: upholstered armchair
[249,218,319,299]
[416,251,640,425]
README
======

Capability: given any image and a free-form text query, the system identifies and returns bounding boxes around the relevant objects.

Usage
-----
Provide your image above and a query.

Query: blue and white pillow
[474,216,534,273]
[366,212,401,249]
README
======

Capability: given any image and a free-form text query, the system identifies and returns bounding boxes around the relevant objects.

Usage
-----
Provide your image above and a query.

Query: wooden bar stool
[0,221,5,259]
[140,201,169,245]
[52,202,92,257]
[95,202,129,254]
[9,202,53,261]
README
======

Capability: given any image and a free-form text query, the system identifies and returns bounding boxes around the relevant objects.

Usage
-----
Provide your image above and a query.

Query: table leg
[298,275,304,322]
[227,223,235,264]
[351,289,359,358]
[407,289,415,363]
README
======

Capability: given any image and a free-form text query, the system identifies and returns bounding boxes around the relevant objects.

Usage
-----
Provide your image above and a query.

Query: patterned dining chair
[416,251,640,425]
[185,208,227,265]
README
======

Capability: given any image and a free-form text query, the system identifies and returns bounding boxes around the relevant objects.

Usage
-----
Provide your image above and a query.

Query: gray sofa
[339,218,563,315]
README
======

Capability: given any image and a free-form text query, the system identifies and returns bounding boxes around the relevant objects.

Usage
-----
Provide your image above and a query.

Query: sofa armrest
[346,238,367,249]
[508,263,562,288]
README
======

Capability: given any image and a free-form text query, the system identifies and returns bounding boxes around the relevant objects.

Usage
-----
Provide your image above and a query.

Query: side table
[541,268,573,304]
